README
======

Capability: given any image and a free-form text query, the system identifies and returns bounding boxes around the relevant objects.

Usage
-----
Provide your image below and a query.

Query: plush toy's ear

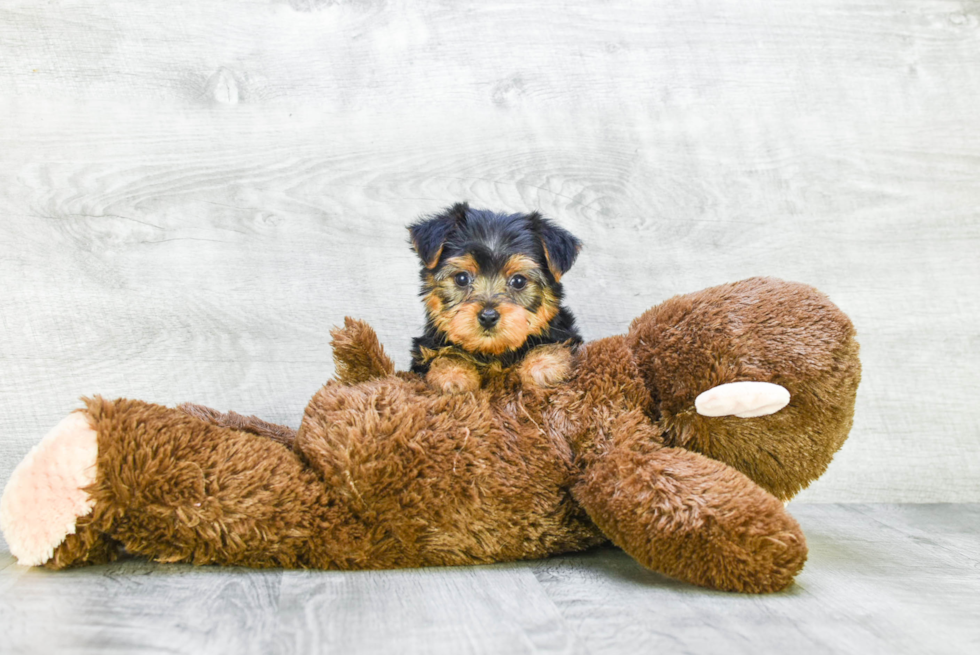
[528,213,582,282]
[407,203,469,269]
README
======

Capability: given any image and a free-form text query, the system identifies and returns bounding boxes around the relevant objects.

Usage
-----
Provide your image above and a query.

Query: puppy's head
[409,203,581,356]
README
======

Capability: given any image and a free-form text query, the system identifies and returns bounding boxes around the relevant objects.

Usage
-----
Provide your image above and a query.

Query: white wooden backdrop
[1,0,978,503]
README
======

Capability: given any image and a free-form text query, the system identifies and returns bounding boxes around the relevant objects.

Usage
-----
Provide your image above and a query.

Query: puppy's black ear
[528,213,582,282]
[408,203,469,269]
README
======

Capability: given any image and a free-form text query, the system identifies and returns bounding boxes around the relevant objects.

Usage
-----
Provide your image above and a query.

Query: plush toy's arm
[330,317,396,385]
[176,403,298,448]
[573,420,807,593]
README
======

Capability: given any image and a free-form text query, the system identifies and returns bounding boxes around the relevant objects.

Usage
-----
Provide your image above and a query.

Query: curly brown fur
[558,335,806,593]
[176,403,298,448]
[574,442,807,593]
[73,396,327,568]
[330,317,396,385]
[51,387,605,572]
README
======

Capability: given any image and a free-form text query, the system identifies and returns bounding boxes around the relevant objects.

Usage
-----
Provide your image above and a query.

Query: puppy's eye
[508,274,528,290]
[453,272,471,287]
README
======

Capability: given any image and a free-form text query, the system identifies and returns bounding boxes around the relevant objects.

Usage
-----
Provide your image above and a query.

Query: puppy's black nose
[478,307,500,329]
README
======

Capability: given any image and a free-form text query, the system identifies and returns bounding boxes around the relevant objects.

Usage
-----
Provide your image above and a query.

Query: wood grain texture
[0,556,283,655]
[1,504,977,654]
[533,503,980,655]
[1,0,979,501]
[274,566,583,655]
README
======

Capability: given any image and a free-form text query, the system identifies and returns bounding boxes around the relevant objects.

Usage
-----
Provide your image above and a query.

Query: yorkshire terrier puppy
[408,203,583,394]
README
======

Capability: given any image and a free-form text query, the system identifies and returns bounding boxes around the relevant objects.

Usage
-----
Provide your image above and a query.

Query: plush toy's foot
[695,381,790,418]
[0,412,99,566]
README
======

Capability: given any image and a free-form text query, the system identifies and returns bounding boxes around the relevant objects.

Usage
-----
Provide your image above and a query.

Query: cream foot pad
[0,412,99,566]
[695,381,790,418]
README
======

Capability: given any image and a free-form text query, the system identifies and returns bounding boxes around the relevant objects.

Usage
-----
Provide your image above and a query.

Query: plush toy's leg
[2,398,327,570]
[78,396,325,569]
[573,439,807,593]
[0,412,101,566]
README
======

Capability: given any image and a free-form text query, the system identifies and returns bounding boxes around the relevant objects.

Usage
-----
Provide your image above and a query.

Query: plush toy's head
[624,277,862,500]
[408,203,581,356]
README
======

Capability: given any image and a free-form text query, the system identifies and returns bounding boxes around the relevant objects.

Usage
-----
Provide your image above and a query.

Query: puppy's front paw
[518,345,573,388]
[426,358,481,394]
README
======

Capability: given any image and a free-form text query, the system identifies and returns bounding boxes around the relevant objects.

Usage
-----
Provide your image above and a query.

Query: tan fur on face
[518,344,573,388]
[424,288,444,318]
[425,357,481,394]
[527,286,560,335]
[444,254,478,275]
[426,254,559,355]
[502,254,538,279]
[447,302,530,355]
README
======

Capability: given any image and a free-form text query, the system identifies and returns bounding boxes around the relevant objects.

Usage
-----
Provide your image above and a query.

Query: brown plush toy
[0,277,860,593]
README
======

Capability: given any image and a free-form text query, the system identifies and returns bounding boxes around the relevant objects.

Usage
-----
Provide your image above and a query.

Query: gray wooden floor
[1,504,977,655]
